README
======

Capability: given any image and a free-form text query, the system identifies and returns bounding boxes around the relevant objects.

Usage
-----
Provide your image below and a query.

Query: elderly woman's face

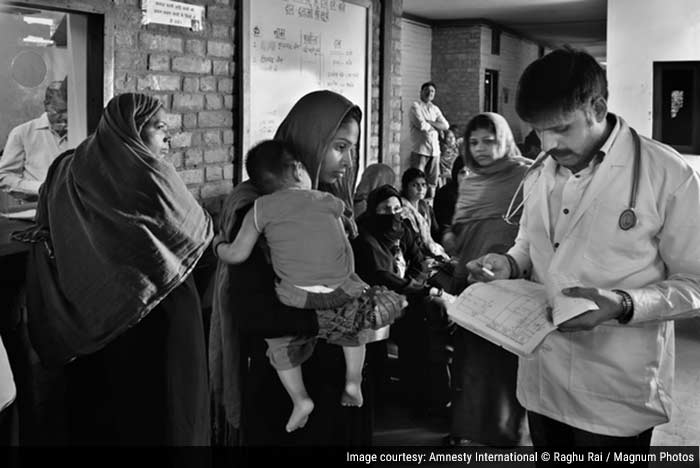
[140,108,170,158]
[468,128,501,166]
[320,118,359,184]
[375,196,402,215]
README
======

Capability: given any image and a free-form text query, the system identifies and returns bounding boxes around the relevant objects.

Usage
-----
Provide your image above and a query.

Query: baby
[215,140,404,433]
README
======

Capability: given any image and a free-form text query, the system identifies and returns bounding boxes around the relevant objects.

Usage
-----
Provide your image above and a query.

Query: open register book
[446,278,598,357]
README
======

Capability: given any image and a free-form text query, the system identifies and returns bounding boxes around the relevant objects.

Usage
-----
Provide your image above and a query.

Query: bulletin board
[240,0,372,181]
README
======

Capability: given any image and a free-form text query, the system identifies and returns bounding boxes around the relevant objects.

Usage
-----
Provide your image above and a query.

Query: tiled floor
[374,318,700,446]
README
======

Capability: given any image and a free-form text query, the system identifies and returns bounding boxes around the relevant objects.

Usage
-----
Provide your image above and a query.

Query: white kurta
[508,115,700,436]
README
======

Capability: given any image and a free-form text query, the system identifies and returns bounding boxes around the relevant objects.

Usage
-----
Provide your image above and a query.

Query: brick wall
[431,22,540,142]
[430,24,482,137]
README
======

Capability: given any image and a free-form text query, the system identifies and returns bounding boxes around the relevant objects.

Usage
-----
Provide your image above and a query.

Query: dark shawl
[210,90,362,432]
[32,93,213,364]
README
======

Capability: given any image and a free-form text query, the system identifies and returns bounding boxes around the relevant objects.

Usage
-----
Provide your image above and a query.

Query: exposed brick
[114,72,137,92]
[172,56,212,74]
[115,31,136,48]
[199,110,232,128]
[212,60,228,76]
[205,94,223,110]
[200,76,217,92]
[137,74,181,91]
[183,77,199,92]
[170,131,193,148]
[186,39,206,57]
[203,130,221,145]
[173,93,205,112]
[185,148,203,167]
[204,147,229,163]
[223,163,234,180]
[208,40,234,58]
[163,112,182,129]
[201,180,233,199]
[212,24,229,39]
[178,168,204,185]
[222,129,234,145]
[115,51,145,70]
[218,77,233,93]
[183,113,198,129]
[205,165,223,181]
[207,6,235,24]
[140,32,183,53]
[148,54,170,72]
[188,187,201,199]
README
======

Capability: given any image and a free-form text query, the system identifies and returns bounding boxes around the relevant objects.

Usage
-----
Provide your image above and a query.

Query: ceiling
[402,0,607,61]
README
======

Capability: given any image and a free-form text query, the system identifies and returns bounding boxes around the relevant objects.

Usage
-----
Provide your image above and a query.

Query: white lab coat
[508,115,700,436]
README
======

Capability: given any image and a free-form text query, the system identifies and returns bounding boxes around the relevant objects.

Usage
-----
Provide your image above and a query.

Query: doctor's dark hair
[245,139,299,194]
[515,46,608,122]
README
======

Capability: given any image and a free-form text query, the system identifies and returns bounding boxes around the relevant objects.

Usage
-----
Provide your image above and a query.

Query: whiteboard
[241,0,372,181]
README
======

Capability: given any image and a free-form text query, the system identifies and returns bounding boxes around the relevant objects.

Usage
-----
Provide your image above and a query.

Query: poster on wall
[242,0,371,181]
[141,0,205,31]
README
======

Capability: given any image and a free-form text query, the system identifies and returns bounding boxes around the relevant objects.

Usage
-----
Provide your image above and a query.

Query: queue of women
[7,88,532,447]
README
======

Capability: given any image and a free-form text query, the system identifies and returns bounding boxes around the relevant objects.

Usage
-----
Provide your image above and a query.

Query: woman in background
[353,163,396,218]
[400,168,449,261]
[444,112,531,446]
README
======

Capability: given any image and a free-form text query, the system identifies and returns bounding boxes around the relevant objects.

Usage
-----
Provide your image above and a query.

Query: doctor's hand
[466,253,510,283]
[557,287,624,332]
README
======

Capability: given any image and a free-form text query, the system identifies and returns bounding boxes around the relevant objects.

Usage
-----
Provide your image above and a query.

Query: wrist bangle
[212,237,226,257]
[612,289,634,324]
[504,254,520,279]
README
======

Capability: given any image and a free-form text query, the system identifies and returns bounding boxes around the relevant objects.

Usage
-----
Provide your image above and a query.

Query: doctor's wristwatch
[612,289,634,324]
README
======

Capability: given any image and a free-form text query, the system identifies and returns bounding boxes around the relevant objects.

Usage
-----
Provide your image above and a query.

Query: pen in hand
[481,266,496,278]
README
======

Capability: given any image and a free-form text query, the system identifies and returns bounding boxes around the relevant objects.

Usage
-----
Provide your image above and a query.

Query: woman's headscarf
[31,93,213,364]
[275,90,362,237]
[210,90,362,433]
[453,112,532,224]
[353,163,396,217]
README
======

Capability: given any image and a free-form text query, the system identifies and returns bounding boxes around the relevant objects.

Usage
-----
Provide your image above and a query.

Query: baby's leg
[277,367,315,432]
[266,336,316,432]
[341,345,365,407]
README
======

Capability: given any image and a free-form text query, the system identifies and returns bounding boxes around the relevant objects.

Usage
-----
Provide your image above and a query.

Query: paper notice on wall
[141,0,205,31]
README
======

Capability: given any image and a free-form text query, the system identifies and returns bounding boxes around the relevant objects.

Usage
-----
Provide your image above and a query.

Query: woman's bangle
[212,237,226,258]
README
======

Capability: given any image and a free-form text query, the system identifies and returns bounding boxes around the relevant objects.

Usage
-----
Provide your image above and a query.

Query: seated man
[0,79,68,200]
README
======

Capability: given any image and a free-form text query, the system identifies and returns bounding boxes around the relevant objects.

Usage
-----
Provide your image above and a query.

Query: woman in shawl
[210,90,375,446]
[443,112,531,446]
[399,167,449,260]
[29,93,213,445]
[353,185,450,415]
[353,163,396,218]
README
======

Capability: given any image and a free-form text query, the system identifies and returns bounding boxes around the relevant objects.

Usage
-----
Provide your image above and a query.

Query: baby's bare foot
[286,398,314,432]
[341,381,363,407]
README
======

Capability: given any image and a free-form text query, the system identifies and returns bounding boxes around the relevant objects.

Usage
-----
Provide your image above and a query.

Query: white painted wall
[400,19,432,177]
[607,0,700,168]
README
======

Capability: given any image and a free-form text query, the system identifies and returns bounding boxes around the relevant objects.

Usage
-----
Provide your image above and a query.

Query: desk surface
[0,218,32,257]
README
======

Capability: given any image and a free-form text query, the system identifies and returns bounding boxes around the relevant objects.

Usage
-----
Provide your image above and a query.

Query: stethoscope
[503,127,641,231]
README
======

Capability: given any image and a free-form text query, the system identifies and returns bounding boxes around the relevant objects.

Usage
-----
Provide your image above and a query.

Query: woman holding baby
[210,91,392,445]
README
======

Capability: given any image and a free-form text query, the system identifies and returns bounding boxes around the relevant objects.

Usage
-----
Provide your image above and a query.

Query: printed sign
[141,0,205,31]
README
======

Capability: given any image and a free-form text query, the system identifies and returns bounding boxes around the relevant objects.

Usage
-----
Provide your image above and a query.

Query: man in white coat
[468,47,700,447]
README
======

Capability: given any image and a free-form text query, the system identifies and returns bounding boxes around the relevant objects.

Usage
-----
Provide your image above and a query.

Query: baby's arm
[216,210,261,264]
